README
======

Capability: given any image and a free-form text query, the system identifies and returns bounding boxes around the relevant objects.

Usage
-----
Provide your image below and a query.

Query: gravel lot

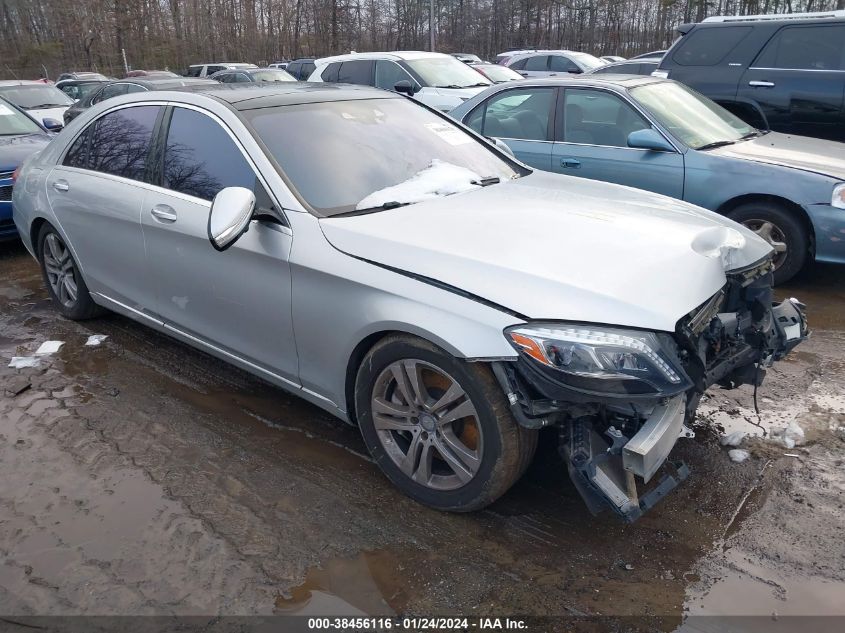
[1,241,843,632]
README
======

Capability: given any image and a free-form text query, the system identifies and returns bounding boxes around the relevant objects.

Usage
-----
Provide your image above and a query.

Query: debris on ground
[35,340,64,355]
[720,431,746,447]
[8,356,40,369]
[771,421,806,449]
[728,449,750,463]
[85,334,108,346]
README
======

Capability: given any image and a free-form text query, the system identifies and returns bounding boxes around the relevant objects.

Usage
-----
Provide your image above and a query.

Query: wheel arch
[716,193,815,255]
[29,216,49,256]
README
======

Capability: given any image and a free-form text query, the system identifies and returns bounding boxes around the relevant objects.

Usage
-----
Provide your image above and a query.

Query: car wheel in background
[726,202,808,285]
[38,223,103,320]
[355,334,537,511]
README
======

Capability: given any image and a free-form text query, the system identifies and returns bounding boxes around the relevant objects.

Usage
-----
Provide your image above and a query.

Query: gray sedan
[450,75,845,284]
[13,84,805,521]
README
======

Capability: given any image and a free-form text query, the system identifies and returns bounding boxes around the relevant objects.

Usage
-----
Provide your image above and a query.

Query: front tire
[37,223,103,320]
[354,334,537,511]
[726,202,808,285]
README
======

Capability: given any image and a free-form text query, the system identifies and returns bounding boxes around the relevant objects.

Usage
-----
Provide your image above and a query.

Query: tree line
[1,0,843,79]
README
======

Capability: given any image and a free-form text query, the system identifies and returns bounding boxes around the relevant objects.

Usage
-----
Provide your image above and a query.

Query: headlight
[833,183,845,210]
[505,324,690,396]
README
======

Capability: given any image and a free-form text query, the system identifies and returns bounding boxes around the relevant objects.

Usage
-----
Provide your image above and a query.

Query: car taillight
[11,166,21,183]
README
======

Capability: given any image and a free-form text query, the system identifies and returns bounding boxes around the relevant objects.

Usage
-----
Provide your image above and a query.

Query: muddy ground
[0,240,843,632]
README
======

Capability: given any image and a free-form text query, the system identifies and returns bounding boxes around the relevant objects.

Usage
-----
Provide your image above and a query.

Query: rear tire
[37,223,103,320]
[354,334,537,511]
[726,202,808,285]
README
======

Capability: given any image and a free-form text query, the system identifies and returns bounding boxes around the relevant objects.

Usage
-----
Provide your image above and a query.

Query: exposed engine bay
[493,258,808,522]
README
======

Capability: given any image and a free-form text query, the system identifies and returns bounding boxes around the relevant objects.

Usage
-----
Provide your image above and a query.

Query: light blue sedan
[450,75,845,284]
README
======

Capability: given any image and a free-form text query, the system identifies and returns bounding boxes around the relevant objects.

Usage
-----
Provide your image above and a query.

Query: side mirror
[393,80,418,96]
[518,71,529,77]
[42,118,63,132]
[488,137,515,157]
[627,128,675,152]
[208,187,255,251]
[568,68,583,74]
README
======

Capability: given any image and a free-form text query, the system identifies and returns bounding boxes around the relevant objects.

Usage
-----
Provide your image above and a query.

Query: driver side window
[477,88,555,141]
[560,89,650,147]
[375,60,413,90]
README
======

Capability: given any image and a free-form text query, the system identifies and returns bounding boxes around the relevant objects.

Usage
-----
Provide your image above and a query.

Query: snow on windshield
[356,159,482,210]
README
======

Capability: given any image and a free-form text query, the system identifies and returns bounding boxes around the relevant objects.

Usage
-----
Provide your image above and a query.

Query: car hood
[710,132,845,181]
[319,171,773,332]
[0,133,52,171]
[26,106,69,126]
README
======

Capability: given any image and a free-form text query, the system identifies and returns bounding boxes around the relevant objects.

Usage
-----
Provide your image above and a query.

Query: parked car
[283,58,316,80]
[55,79,109,102]
[268,61,290,70]
[308,52,491,112]
[495,49,536,65]
[56,72,109,82]
[210,68,296,83]
[0,97,52,239]
[468,63,524,84]
[601,55,626,63]
[185,63,258,78]
[504,50,607,77]
[588,58,661,76]
[653,11,845,142]
[631,50,667,59]
[124,70,180,78]
[451,53,484,64]
[13,83,806,521]
[0,81,73,127]
[62,77,218,124]
[450,75,845,283]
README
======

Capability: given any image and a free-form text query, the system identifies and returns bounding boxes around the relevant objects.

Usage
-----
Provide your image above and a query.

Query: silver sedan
[12,84,806,521]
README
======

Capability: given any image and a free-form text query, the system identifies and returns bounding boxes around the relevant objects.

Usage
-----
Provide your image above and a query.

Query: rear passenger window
[479,87,555,141]
[754,25,845,71]
[338,60,374,85]
[87,106,160,180]
[672,26,752,66]
[162,107,258,201]
[524,56,549,71]
[63,130,90,168]
[508,58,527,71]
[322,63,340,82]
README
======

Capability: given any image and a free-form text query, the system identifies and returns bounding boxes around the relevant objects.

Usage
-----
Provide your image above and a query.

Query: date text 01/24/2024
[306,617,529,630]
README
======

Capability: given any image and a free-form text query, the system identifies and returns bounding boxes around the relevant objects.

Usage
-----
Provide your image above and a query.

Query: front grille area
[0,171,14,180]
[0,185,12,201]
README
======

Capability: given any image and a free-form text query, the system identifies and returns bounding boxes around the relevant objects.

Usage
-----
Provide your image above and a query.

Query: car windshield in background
[405,58,492,88]
[247,98,519,215]
[0,100,43,135]
[0,85,73,109]
[251,69,296,82]
[571,52,607,71]
[476,65,523,82]
[630,81,757,150]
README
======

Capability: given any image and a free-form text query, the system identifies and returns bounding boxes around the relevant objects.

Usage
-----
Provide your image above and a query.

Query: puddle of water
[274,550,414,616]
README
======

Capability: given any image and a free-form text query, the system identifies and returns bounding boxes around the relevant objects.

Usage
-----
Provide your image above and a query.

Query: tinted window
[186,66,202,77]
[322,63,341,82]
[287,62,301,78]
[207,65,226,75]
[594,63,642,75]
[87,106,160,180]
[338,60,374,85]
[549,55,579,73]
[375,60,413,90]
[302,62,316,78]
[98,83,130,102]
[508,58,527,70]
[562,89,649,147]
[480,87,555,141]
[754,25,845,71]
[672,26,752,66]
[524,55,549,71]
[163,107,258,201]
[63,130,89,168]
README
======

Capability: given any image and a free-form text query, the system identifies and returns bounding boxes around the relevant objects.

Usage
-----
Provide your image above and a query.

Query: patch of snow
[771,421,805,449]
[355,159,481,210]
[85,335,108,347]
[728,449,750,463]
[35,340,64,355]
[9,356,40,369]
[720,431,746,447]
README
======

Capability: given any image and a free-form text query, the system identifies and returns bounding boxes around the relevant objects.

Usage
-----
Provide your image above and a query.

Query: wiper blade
[26,103,65,109]
[435,84,464,89]
[472,176,500,187]
[696,140,736,151]
[334,201,411,217]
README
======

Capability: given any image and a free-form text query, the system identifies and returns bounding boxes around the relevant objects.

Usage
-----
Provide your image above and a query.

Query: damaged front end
[492,259,808,522]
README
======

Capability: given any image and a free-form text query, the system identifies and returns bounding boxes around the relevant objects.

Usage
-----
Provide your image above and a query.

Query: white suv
[307,51,491,112]
[185,62,258,78]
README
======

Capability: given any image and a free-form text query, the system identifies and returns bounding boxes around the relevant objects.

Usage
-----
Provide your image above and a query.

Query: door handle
[150,204,177,223]
[748,80,775,87]
[53,180,69,192]
[560,158,581,169]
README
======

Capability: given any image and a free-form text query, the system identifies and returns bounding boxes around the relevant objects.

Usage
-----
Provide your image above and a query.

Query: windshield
[0,85,73,109]
[0,100,43,135]
[477,65,522,82]
[571,52,607,71]
[630,81,756,149]
[405,57,492,88]
[246,98,520,215]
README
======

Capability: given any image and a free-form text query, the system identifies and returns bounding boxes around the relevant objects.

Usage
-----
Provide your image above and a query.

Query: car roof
[315,51,450,65]
[125,82,400,110]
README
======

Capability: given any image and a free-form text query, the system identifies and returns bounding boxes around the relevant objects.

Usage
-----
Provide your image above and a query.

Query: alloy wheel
[371,359,483,491]
[741,218,788,270]
[42,233,78,308]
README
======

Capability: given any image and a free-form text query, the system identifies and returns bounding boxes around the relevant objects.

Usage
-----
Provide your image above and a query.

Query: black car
[63,77,218,124]
[588,58,661,75]
[285,58,317,80]
[210,68,296,83]
[655,11,845,142]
